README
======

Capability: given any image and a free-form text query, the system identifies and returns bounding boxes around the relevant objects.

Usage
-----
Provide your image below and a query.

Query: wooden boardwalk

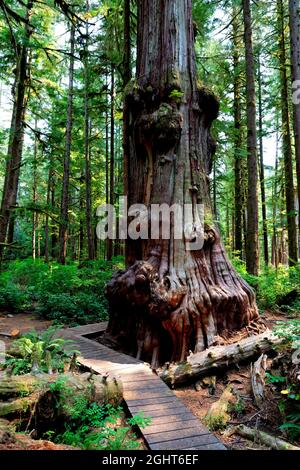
[60,323,226,451]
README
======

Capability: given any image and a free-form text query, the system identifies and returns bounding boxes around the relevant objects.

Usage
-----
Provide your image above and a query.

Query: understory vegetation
[0,331,149,451]
[0,257,124,325]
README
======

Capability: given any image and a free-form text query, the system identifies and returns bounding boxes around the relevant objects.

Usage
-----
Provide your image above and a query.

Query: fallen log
[234,424,300,451]
[159,330,283,386]
[0,372,123,419]
[251,354,267,408]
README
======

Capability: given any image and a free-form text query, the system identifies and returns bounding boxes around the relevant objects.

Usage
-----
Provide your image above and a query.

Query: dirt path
[0,312,52,347]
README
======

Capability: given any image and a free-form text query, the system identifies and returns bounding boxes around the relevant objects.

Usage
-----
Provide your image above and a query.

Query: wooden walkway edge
[60,323,227,451]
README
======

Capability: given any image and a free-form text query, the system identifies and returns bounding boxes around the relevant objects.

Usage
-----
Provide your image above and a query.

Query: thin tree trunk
[233,8,243,258]
[51,179,57,259]
[242,0,259,275]
[0,1,32,258]
[107,66,115,261]
[123,0,131,262]
[257,56,269,266]
[272,128,279,268]
[32,120,38,260]
[58,24,75,264]
[289,0,300,251]
[84,2,95,261]
[79,172,84,261]
[44,167,52,263]
[277,0,298,265]
[106,0,259,368]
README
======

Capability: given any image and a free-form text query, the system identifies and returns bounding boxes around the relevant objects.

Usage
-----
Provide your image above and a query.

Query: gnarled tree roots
[105,231,259,369]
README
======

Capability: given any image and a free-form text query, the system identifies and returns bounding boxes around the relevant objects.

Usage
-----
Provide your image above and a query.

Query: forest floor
[0,311,52,347]
[174,310,292,450]
[0,309,297,451]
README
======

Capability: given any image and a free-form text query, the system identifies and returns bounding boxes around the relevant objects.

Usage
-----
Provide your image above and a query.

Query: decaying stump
[251,354,268,408]
[204,385,238,430]
[159,331,283,386]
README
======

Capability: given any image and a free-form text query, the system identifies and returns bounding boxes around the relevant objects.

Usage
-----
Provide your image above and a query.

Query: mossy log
[234,424,300,451]
[159,331,283,386]
[0,372,123,419]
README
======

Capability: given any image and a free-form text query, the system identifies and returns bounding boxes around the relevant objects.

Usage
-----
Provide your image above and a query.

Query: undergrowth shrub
[0,257,125,325]
[1,327,79,375]
[42,380,151,450]
[232,258,300,313]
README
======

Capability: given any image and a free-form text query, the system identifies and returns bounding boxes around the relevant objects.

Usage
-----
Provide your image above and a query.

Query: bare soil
[0,311,53,347]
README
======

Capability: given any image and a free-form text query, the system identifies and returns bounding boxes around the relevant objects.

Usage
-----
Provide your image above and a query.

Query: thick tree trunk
[233,8,243,258]
[242,0,259,275]
[289,0,300,250]
[58,24,75,264]
[0,1,32,258]
[106,0,259,368]
[277,0,298,265]
[258,56,269,266]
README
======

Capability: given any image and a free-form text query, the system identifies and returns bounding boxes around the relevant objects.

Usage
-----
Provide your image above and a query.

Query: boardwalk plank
[146,427,209,444]
[150,433,219,450]
[59,323,226,451]
[143,419,201,435]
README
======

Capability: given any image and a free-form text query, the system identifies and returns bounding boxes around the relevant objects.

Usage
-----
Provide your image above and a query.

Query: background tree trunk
[289,0,300,252]
[233,8,243,259]
[242,0,259,275]
[107,65,115,262]
[0,0,32,258]
[106,0,259,368]
[58,24,75,265]
[258,56,269,266]
[277,0,298,265]
[84,2,95,261]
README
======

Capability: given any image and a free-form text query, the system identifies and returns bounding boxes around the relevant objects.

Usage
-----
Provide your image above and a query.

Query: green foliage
[2,327,79,375]
[0,257,124,325]
[169,89,184,102]
[233,259,300,313]
[46,389,151,450]
[266,372,286,385]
